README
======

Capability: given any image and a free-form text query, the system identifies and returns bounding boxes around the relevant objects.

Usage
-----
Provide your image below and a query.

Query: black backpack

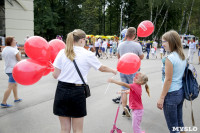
[182,62,200,126]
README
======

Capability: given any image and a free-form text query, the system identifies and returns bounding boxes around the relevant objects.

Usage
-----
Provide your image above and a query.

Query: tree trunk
[152,6,158,38]
[153,2,165,24]
[150,0,153,21]
[99,2,102,35]
[110,13,112,35]
[104,0,105,35]
[179,10,186,34]
[63,0,66,36]
[154,8,169,40]
[185,0,195,34]
[117,8,120,36]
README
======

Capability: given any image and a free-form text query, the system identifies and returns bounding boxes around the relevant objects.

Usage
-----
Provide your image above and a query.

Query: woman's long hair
[65,29,86,61]
[162,30,185,60]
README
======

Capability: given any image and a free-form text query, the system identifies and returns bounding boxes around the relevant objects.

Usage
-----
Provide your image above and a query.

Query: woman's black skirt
[53,81,87,118]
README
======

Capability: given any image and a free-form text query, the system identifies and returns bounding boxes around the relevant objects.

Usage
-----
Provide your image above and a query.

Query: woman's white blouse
[53,46,102,84]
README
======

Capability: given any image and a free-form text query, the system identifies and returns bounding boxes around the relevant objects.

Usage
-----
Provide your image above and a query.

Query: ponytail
[65,32,75,61]
[145,84,150,97]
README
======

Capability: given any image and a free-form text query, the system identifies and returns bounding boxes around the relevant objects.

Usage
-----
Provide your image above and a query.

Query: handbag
[73,60,91,98]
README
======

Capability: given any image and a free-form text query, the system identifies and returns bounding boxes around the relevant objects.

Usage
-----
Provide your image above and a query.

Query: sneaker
[1,103,13,108]
[14,99,22,103]
[122,111,126,117]
[124,105,131,117]
[112,96,121,104]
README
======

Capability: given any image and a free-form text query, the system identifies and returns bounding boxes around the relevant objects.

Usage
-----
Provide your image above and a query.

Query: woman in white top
[188,39,196,64]
[52,29,117,133]
[1,37,22,108]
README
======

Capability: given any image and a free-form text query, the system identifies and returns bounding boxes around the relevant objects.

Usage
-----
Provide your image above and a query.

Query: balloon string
[105,75,116,95]
[47,61,54,70]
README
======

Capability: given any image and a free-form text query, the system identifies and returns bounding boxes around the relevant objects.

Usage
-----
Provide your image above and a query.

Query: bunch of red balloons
[13,36,65,85]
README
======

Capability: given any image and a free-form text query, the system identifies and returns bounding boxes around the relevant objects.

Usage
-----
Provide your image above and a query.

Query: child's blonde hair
[137,73,150,97]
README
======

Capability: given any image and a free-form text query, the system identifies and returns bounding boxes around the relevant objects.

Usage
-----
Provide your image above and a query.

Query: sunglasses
[162,41,167,44]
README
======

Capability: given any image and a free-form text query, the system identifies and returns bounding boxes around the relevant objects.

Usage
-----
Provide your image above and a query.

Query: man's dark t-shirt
[146,43,152,49]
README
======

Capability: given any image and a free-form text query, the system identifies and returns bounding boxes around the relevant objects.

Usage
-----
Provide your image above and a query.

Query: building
[0,0,34,45]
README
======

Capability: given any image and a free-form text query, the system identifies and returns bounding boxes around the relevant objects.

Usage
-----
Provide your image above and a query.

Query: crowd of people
[0,27,200,133]
[87,37,119,59]
[87,35,200,64]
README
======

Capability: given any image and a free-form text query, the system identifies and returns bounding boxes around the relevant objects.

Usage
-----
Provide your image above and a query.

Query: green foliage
[34,0,200,40]
[80,0,100,35]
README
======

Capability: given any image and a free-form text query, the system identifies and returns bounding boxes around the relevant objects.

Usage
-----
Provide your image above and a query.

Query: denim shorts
[6,73,16,83]
[110,48,113,53]
[102,47,106,52]
[120,73,137,90]
[163,88,184,133]
[53,81,87,118]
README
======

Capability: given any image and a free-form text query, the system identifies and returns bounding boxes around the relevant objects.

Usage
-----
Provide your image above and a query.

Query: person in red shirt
[108,72,150,133]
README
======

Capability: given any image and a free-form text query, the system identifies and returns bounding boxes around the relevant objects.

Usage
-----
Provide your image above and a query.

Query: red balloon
[137,20,154,37]
[13,59,46,85]
[49,39,65,63]
[43,62,54,76]
[117,53,141,74]
[24,36,50,63]
[43,68,51,76]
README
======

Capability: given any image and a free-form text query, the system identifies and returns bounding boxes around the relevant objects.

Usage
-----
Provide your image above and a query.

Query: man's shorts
[120,73,137,90]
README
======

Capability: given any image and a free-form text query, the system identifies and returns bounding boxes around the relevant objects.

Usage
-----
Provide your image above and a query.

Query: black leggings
[95,47,100,58]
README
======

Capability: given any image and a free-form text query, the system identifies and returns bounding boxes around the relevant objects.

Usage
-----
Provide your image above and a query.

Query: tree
[34,0,200,40]
[80,0,100,35]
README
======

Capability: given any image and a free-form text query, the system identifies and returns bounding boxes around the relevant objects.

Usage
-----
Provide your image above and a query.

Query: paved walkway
[0,49,199,133]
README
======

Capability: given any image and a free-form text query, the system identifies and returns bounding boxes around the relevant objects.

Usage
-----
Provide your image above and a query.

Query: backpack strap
[190,97,195,126]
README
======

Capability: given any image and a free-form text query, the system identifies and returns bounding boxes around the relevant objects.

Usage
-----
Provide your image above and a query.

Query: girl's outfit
[151,48,155,58]
[162,52,186,133]
[129,83,144,133]
[160,48,164,54]
[112,41,117,54]
[102,41,107,53]
[53,47,102,118]
[109,40,113,54]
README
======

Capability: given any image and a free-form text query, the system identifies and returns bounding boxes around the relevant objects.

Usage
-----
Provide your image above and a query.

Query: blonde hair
[162,30,185,60]
[126,27,136,38]
[65,29,86,61]
[138,73,150,97]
